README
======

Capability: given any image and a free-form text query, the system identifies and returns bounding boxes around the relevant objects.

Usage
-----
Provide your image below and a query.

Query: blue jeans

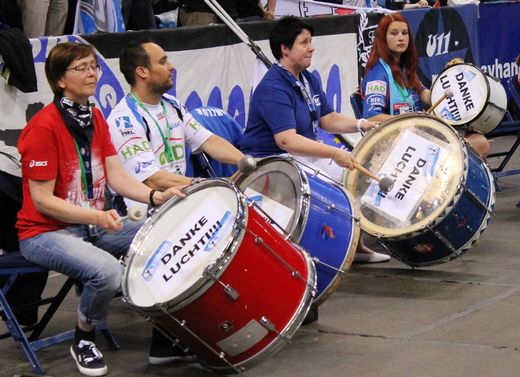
[19,221,143,325]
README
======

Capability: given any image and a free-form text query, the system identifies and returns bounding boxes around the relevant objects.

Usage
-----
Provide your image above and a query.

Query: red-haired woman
[361,13,489,158]
[361,13,430,122]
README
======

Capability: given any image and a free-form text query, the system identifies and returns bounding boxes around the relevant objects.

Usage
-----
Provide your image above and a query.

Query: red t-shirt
[17,103,117,240]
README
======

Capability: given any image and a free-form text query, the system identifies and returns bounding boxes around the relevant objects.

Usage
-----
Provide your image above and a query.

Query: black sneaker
[70,340,108,376]
[149,328,195,365]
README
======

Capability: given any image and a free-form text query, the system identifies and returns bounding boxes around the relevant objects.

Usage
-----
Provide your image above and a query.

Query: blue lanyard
[277,63,319,136]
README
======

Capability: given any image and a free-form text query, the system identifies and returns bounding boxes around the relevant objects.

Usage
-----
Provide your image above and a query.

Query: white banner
[0,29,358,175]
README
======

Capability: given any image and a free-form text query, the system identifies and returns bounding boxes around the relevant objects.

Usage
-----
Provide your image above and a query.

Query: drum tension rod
[311,257,346,277]
[464,186,494,214]
[310,193,360,222]
[425,224,456,252]
[204,268,240,301]
[252,234,304,282]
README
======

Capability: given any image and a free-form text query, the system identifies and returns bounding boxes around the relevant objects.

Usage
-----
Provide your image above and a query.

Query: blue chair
[0,170,118,375]
[188,106,244,178]
[487,77,520,180]
[350,91,363,119]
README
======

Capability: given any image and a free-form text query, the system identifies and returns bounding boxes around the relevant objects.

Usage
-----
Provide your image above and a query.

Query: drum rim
[346,113,467,238]
[122,179,248,312]
[234,155,312,243]
[431,62,491,127]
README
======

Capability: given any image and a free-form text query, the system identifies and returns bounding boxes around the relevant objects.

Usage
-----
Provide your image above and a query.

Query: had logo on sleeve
[115,116,135,136]
[365,80,387,95]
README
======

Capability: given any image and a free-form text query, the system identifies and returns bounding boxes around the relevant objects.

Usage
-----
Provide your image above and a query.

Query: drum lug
[259,316,289,342]
[204,268,240,301]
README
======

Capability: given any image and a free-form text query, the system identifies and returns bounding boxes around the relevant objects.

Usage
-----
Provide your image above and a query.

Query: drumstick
[427,88,454,114]
[117,207,145,223]
[353,161,394,192]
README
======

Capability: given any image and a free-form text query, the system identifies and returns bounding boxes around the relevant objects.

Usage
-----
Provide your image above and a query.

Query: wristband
[356,118,366,133]
[149,189,157,207]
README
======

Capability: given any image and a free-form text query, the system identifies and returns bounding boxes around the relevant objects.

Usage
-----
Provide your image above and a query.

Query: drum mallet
[117,207,145,223]
[237,155,257,175]
[353,161,394,192]
[427,88,454,114]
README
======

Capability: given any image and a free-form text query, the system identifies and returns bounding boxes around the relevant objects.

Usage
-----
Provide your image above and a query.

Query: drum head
[235,157,306,241]
[345,114,466,238]
[123,180,244,310]
[431,63,488,126]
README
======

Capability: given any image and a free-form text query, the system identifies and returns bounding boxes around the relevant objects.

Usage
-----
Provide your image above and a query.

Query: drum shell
[235,156,360,305]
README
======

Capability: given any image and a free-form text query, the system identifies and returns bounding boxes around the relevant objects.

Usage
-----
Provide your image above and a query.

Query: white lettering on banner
[361,130,448,225]
[426,31,451,58]
[483,59,519,80]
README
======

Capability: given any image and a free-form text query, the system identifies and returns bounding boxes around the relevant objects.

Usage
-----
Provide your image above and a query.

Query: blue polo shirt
[240,64,334,157]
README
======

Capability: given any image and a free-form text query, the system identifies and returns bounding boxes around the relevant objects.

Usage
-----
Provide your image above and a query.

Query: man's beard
[151,80,173,96]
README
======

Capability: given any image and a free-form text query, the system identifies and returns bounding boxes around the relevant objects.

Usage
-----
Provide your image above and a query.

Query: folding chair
[0,171,119,375]
[486,77,520,180]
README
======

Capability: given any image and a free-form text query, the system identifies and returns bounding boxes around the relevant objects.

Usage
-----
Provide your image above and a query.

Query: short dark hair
[269,16,314,61]
[44,42,96,96]
[119,39,153,86]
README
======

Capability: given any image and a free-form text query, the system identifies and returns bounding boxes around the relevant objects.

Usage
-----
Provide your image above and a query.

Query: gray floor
[2,136,520,377]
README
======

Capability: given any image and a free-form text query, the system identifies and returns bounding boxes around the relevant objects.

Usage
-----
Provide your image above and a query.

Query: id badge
[394,103,411,115]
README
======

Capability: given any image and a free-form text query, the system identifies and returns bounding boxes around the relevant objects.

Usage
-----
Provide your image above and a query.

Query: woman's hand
[332,149,354,170]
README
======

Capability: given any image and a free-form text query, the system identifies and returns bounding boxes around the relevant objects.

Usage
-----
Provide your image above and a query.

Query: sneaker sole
[70,347,108,377]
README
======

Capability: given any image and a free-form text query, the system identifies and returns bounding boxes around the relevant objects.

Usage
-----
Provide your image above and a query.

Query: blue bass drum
[235,156,360,306]
[345,113,495,267]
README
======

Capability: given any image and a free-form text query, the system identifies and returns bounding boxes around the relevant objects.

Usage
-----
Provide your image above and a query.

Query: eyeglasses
[66,63,101,74]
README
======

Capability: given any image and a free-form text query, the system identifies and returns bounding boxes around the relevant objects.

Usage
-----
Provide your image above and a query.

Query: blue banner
[403,4,479,89]
[478,1,520,99]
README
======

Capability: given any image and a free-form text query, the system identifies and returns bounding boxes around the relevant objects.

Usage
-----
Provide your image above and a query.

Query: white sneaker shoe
[354,251,390,263]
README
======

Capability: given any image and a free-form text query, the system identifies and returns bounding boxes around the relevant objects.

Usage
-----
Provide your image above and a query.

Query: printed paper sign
[361,130,448,225]
[140,191,235,301]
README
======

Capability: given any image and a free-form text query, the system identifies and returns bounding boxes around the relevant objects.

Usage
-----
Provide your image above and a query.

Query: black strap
[53,97,95,199]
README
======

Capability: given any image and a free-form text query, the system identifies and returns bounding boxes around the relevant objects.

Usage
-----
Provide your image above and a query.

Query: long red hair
[365,13,422,94]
